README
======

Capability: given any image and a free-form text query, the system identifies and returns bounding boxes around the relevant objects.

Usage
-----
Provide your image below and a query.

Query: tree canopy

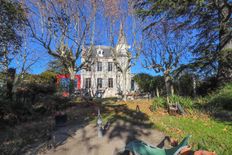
[0,0,27,71]
[134,73,165,96]
[135,0,232,80]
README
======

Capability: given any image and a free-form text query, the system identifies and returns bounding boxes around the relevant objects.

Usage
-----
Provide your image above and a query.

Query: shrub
[169,95,194,109]
[151,97,166,111]
[23,71,56,84]
[151,95,194,111]
[206,83,232,110]
[26,83,56,94]
[197,76,218,96]
[40,71,56,83]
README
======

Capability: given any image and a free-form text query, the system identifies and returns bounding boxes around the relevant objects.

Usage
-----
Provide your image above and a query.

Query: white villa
[80,25,137,98]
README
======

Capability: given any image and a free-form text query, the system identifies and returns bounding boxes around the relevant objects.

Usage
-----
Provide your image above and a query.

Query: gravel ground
[39,120,166,155]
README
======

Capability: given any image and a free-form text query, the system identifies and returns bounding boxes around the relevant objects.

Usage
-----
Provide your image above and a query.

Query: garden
[1,0,232,155]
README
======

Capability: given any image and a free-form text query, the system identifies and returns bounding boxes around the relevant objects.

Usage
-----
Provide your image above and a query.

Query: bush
[206,83,232,110]
[151,97,166,111]
[151,95,194,111]
[40,71,56,83]
[26,82,56,94]
[169,95,194,108]
[23,71,56,84]
[197,76,218,96]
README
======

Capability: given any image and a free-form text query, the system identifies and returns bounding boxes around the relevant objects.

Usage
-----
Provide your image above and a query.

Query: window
[116,66,121,72]
[85,78,91,88]
[97,49,103,57]
[97,62,102,71]
[97,78,102,88]
[108,78,113,88]
[86,65,91,71]
[108,62,113,71]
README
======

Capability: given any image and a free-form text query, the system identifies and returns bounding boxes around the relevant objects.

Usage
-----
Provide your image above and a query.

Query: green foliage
[149,84,232,154]
[219,48,232,66]
[151,97,166,111]
[152,95,194,111]
[15,71,56,94]
[197,76,218,96]
[177,73,195,96]
[169,95,194,109]
[0,72,6,96]
[23,71,56,84]
[134,73,154,93]
[40,71,57,82]
[134,73,165,95]
[206,83,232,110]
[153,115,232,154]
[218,49,232,82]
[135,0,232,80]
[47,59,69,74]
[27,83,56,94]
[0,0,27,55]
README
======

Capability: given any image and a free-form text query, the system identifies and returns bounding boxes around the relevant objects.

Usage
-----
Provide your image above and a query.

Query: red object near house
[56,74,81,96]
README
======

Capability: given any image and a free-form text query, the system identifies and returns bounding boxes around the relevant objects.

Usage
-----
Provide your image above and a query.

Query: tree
[134,73,166,97]
[135,0,232,82]
[153,76,166,97]
[11,36,41,95]
[134,73,154,95]
[47,58,69,74]
[0,0,27,72]
[176,73,196,97]
[142,20,189,100]
[25,0,97,93]
[103,0,141,100]
[14,33,40,79]
[111,23,139,100]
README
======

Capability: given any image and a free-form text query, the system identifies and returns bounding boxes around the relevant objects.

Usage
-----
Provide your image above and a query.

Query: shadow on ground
[99,100,155,144]
[21,98,166,155]
[0,97,168,155]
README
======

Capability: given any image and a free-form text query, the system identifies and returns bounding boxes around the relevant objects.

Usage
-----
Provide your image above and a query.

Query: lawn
[1,84,232,155]
[151,111,232,154]
[114,99,232,155]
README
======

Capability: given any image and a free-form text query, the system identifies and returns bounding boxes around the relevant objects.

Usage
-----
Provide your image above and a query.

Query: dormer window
[97,49,103,57]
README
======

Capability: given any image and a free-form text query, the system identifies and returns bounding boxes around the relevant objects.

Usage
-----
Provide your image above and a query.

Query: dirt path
[38,120,166,155]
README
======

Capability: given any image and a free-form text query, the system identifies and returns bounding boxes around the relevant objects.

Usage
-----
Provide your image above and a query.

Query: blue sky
[9,1,192,77]
[10,20,190,77]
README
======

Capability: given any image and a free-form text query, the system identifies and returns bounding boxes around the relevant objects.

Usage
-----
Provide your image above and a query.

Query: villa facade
[80,25,137,98]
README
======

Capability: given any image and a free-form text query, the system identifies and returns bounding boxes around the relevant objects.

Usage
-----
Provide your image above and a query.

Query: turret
[116,23,130,54]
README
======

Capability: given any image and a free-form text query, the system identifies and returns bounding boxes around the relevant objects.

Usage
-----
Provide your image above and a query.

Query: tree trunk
[170,83,174,96]
[217,48,232,83]
[164,75,171,96]
[217,8,232,83]
[122,72,127,100]
[164,74,172,104]
[192,75,196,97]
[156,87,160,97]
[6,68,16,99]
[69,68,76,95]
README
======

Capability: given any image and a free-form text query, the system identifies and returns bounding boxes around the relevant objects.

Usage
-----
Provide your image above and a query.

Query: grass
[145,83,232,154]
[119,86,232,155]
[150,111,232,154]
[1,83,232,154]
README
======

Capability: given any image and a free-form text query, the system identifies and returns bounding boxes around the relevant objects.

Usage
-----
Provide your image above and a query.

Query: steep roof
[83,45,126,59]
[83,45,113,58]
